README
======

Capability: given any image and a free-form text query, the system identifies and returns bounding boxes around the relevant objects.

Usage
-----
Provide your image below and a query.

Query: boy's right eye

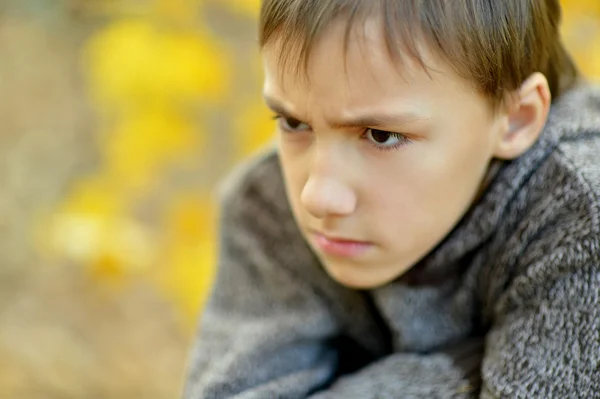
[273,115,311,133]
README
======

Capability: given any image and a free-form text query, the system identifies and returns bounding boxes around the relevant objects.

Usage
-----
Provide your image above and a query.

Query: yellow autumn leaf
[562,2,600,79]
[152,0,207,24]
[91,217,155,279]
[159,30,230,102]
[157,241,216,326]
[217,0,262,17]
[45,175,155,280]
[561,0,600,14]
[155,194,217,326]
[103,110,201,190]
[83,18,230,111]
[164,194,216,243]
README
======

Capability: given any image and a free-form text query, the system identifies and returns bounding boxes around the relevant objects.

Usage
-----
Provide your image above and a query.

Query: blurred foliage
[41,0,270,329]
[561,0,600,78]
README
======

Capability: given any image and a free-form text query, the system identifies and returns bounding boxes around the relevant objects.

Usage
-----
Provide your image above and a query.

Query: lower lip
[313,233,373,258]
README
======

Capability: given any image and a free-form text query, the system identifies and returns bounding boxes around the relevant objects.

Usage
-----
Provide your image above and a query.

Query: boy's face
[263,21,509,289]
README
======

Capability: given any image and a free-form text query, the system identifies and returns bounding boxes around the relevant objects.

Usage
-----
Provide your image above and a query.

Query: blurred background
[0,0,598,398]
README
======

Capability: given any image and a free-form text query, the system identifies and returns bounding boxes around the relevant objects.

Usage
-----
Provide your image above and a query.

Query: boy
[185,1,600,397]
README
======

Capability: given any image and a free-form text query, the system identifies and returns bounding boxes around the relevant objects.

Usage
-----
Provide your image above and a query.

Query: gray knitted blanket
[184,85,600,398]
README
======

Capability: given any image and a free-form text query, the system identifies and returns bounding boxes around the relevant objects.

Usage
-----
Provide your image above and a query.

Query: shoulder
[555,135,600,211]
[543,83,600,240]
[497,85,600,292]
[483,86,600,311]
[525,138,600,266]
[522,83,600,242]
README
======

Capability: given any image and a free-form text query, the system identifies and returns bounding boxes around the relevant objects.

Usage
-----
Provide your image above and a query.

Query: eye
[273,115,311,133]
[363,129,411,150]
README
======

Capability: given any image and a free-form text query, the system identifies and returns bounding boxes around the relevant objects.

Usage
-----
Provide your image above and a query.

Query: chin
[323,262,401,290]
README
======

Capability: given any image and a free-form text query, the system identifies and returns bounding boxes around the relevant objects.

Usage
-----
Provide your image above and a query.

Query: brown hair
[259,0,580,107]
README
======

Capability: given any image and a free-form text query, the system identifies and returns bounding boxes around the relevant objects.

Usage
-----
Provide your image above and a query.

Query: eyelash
[365,131,412,152]
[272,115,412,152]
[272,115,310,134]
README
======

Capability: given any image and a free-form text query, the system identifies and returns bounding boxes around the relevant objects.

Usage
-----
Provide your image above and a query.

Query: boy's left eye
[363,129,411,149]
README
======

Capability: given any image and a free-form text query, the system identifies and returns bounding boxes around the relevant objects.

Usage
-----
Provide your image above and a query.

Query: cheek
[411,117,495,194]
[361,166,431,241]
[362,132,491,246]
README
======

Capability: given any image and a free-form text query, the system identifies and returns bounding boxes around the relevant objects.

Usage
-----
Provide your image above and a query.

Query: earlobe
[494,72,551,160]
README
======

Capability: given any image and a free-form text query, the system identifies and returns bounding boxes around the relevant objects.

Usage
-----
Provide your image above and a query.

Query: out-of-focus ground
[0,1,598,398]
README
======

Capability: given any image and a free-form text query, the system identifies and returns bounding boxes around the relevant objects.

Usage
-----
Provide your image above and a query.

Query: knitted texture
[184,85,600,398]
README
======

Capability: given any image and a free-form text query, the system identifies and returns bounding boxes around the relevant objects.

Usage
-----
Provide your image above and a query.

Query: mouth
[309,230,373,258]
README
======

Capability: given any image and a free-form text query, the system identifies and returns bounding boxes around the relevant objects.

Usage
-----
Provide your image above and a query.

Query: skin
[262,19,551,289]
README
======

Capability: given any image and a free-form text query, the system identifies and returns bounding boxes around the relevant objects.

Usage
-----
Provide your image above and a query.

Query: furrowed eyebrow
[263,95,303,121]
[327,112,429,129]
[263,94,429,128]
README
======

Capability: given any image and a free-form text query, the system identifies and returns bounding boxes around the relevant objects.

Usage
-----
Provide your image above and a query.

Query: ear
[493,72,551,160]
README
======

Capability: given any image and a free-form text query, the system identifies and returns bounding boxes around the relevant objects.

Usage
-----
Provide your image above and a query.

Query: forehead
[262,18,473,116]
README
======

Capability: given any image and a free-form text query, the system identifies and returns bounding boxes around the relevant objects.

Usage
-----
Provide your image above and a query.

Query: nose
[300,148,357,218]
[301,176,357,218]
